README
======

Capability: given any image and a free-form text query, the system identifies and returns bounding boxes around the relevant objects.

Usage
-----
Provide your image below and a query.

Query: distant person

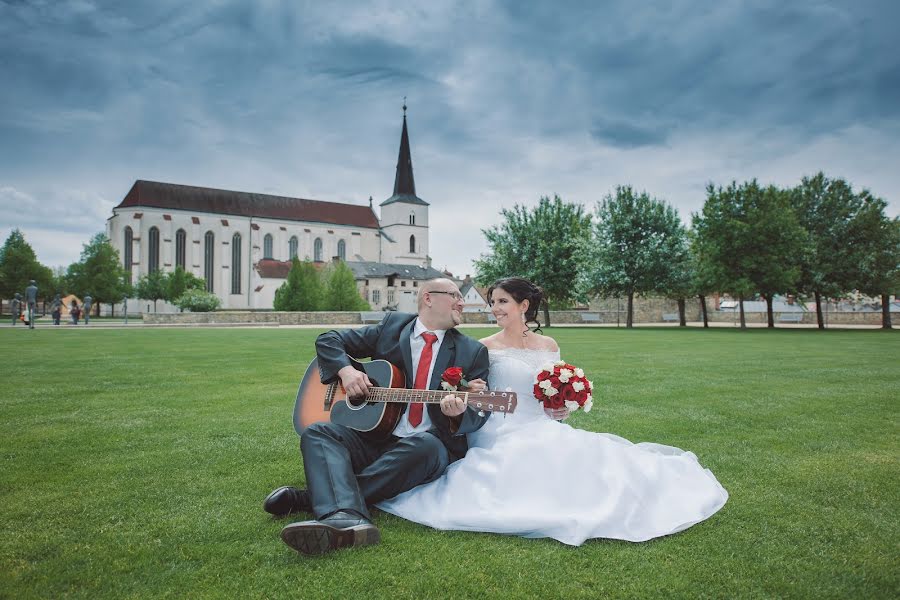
[50,294,62,325]
[11,293,22,326]
[70,299,81,325]
[25,280,38,330]
[83,295,93,325]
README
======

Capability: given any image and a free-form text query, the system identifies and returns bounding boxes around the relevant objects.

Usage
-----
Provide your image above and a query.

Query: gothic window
[148,226,160,273]
[123,227,133,273]
[337,239,346,261]
[314,238,323,262]
[289,236,298,259]
[204,231,215,292]
[175,229,187,269]
[409,212,415,225]
[263,234,273,259]
[409,234,416,254]
[231,232,241,294]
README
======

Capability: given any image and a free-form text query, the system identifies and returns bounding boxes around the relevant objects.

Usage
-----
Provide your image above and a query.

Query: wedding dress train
[377,348,728,545]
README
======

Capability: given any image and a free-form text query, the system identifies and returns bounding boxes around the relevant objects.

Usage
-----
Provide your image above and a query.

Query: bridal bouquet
[533,360,594,413]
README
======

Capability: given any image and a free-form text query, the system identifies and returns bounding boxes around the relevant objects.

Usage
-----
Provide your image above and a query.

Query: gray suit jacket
[315,312,491,458]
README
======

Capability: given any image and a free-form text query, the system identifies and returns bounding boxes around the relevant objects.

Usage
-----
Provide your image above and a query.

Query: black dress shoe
[280,511,380,556]
[263,486,312,517]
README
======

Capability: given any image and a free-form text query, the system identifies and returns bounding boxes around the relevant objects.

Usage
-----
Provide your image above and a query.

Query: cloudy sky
[1,0,898,277]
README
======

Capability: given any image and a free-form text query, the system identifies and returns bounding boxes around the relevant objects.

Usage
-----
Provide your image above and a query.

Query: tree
[134,270,168,312]
[474,195,592,327]
[0,228,54,303]
[792,173,882,328]
[693,181,805,328]
[165,266,205,310]
[66,233,130,316]
[587,186,689,328]
[273,258,324,311]
[323,260,370,311]
[854,209,900,329]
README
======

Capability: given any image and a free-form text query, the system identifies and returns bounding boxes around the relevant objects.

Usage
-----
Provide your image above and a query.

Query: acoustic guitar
[293,357,518,440]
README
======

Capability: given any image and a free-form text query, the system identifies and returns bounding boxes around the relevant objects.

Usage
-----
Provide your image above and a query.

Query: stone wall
[142,308,886,326]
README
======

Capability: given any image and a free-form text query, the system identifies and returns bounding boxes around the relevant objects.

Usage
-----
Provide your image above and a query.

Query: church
[106,108,446,313]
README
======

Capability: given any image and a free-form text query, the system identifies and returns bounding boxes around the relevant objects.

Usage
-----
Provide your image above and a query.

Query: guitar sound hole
[347,396,368,408]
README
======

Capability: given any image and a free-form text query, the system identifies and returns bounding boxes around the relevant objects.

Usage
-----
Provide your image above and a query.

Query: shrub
[174,288,221,312]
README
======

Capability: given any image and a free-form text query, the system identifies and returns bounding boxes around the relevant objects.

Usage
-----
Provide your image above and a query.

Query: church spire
[381,100,428,207]
[392,100,416,196]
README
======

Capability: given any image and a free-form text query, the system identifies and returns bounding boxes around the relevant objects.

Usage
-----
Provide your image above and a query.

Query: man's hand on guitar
[440,395,467,417]
[338,365,373,399]
[465,378,487,393]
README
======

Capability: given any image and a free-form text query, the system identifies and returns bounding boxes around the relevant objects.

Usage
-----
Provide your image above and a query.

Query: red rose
[537,371,551,382]
[533,384,544,399]
[575,390,588,403]
[442,367,464,386]
[547,394,565,409]
[550,376,561,388]
[560,385,577,402]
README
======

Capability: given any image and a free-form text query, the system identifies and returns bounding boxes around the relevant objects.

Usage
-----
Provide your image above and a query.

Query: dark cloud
[0,0,897,273]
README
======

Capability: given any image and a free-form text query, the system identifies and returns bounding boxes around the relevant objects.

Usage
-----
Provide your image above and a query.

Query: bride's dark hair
[487,277,544,334]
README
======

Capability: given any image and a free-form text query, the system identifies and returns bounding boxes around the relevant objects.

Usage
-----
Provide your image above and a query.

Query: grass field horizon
[2,327,897,598]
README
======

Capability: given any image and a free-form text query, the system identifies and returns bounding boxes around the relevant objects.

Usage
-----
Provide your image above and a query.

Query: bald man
[266,279,491,555]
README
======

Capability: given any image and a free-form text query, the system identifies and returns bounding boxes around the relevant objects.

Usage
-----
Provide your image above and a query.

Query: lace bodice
[468,348,561,448]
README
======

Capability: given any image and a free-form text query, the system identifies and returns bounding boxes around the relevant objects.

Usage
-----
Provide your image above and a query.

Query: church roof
[116,180,380,229]
[381,107,428,207]
[347,261,445,280]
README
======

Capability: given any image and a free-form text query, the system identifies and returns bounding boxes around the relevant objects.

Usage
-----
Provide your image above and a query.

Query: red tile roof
[116,180,380,229]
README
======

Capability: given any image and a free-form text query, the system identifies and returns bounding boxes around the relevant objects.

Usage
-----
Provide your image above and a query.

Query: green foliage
[474,195,592,324]
[133,270,168,311]
[587,185,690,301]
[173,288,221,312]
[165,266,205,307]
[65,233,130,310]
[273,258,325,311]
[323,260,370,311]
[0,228,54,299]
[855,210,900,301]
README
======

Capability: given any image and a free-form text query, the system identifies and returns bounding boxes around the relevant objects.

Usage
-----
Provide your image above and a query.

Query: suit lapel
[429,330,457,390]
[399,318,415,388]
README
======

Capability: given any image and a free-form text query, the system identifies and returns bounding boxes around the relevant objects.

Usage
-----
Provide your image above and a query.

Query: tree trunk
[110,303,115,318]
[882,293,893,329]
[677,298,686,326]
[738,294,746,329]
[814,290,825,329]
[626,292,634,328]
[543,300,551,328]
[699,295,709,328]
[765,294,774,328]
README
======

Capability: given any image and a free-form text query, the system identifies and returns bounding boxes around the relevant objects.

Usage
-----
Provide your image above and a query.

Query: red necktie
[409,332,438,427]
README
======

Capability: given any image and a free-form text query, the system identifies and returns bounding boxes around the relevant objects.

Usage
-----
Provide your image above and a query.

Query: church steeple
[381,101,428,207]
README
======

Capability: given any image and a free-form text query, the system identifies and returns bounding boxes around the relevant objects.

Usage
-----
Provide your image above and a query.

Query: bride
[377,277,728,545]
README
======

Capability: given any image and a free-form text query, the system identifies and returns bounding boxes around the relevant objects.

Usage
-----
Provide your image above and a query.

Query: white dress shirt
[392,318,447,438]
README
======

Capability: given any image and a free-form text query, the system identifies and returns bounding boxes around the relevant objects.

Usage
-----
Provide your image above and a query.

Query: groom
[265,278,491,555]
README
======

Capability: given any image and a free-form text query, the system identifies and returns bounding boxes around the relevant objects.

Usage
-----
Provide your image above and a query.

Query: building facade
[107,109,440,312]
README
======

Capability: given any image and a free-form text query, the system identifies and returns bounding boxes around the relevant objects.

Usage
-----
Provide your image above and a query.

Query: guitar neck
[363,387,473,404]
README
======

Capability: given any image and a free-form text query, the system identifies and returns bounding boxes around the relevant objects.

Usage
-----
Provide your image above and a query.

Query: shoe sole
[280,522,380,555]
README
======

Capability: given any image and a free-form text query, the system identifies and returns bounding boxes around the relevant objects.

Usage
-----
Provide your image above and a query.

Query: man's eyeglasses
[429,290,463,301]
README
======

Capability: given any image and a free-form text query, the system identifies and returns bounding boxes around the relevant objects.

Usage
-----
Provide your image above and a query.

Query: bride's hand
[465,378,487,393]
[544,407,570,421]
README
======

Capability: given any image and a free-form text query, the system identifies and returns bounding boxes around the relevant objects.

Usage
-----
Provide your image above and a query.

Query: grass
[0,326,898,599]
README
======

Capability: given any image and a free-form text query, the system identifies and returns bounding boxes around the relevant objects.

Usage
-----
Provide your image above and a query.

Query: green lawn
[1,327,898,599]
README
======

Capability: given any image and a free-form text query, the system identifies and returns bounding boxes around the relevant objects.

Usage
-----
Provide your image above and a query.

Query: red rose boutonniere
[440,367,468,391]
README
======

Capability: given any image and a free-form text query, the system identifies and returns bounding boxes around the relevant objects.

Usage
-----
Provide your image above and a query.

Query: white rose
[558,369,573,383]
[546,386,559,397]
[564,400,580,412]
[587,380,594,391]
[539,379,553,390]
[554,360,566,367]
[583,398,593,413]
[574,368,584,378]
[571,381,585,392]
[542,363,555,373]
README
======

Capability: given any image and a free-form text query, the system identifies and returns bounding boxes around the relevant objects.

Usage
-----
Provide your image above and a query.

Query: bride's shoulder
[532,332,559,352]
[478,332,502,349]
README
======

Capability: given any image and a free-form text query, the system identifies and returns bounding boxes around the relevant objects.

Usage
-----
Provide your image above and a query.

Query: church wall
[109,207,384,312]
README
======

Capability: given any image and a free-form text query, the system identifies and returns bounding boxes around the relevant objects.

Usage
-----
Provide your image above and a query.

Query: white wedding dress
[377,349,728,545]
